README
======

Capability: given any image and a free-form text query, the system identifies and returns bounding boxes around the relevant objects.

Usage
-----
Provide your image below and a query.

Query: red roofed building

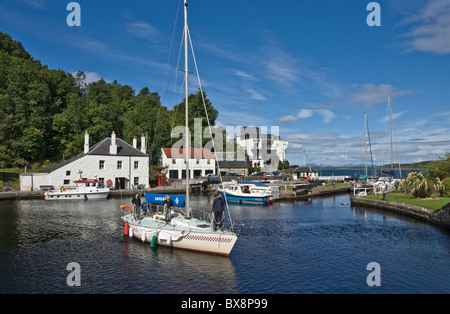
[161,148,216,179]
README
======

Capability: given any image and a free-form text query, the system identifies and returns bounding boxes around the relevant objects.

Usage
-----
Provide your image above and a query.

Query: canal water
[0,193,449,294]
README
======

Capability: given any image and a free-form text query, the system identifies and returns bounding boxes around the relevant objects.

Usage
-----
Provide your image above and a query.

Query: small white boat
[219,181,273,205]
[44,179,110,200]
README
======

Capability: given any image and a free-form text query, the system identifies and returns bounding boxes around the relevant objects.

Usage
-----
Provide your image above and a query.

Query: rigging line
[170,29,186,131]
[391,102,402,179]
[366,115,375,177]
[148,0,182,161]
[160,0,182,103]
[187,26,234,230]
[380,98,390,172]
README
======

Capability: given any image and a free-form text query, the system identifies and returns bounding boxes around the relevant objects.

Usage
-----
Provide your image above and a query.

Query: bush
[405,172,432,198]
[442,178,450,197]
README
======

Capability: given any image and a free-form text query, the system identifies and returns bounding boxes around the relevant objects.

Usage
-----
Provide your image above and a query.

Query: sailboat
[353,112,377,196]
[121,0,239,256]
[378,96,402,190]
[381,96,402,180]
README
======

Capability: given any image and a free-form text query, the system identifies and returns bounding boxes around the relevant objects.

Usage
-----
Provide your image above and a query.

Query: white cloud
[126,21,161,42]
[71,71,104,84]
[275,108,335,124]
[298,109,313,119]
[234,70,255,81]
[261,46,300,86]
[245,88,267,101]
[402,0,450,55]
[274,115,300,123]
[348,84,414,104]
[317,109,336,123]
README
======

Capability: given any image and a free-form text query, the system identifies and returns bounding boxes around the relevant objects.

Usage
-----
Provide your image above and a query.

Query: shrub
[442,178,450,197]
[405,172,432,198]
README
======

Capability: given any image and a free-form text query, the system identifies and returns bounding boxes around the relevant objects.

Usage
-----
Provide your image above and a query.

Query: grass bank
[366,192,450,211]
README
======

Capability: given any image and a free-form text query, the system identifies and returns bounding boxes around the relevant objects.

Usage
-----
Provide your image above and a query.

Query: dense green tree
[424,153,450,180]
[170,89,218,148]
[0,31,222,169]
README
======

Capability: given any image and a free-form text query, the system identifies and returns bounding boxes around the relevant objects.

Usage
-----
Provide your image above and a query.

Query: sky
[1,0,450,167]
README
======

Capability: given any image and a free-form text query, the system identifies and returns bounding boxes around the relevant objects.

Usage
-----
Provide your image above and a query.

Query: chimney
[110,131,117,155]
[141,133,146,154]
[84,131,89,154]
[132,136,137,149]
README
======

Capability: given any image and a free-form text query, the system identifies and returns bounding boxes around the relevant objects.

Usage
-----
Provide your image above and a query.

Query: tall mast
[365,112,368,176]
[184,0,190,217]
[364,112,375,178]
[389,96,394,174]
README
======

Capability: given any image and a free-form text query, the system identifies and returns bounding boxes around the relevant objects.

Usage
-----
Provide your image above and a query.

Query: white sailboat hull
[123,214,238,256]
[129,225,237,256]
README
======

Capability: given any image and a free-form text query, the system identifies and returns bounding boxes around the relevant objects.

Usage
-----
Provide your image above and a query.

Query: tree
[170,89,218,148]
[424,153,450,180]
[123,87,171,165]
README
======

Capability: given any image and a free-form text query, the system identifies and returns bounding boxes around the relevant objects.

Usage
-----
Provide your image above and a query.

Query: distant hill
[314,161,431,170]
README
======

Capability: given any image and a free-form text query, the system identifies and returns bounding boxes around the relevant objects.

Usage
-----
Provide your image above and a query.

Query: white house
[161,148,215,179]
[292,166,318,180]
[20,132,149,191]
[235,126,288,171]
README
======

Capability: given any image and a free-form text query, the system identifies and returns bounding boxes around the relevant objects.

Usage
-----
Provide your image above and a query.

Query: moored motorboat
[44,179,110,200]
[219,181,273,205]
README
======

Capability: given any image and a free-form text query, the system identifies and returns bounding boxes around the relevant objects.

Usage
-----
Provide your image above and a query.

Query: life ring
[61,187,67,192]
[121,205,131,213]
[106,179,112,185]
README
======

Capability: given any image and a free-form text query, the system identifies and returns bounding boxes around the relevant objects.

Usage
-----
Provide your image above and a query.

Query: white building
[292,166,318,180]
[20,132,149,191]
[161,148,215,179]
[235,126,288,171]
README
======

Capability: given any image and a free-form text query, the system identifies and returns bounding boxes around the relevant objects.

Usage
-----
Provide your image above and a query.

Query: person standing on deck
[131,193,141,219]
[211,192,225,231]
[163,195,174,221]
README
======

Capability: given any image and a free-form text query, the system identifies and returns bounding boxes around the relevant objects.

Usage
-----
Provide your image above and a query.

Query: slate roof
[217,160,249,168]
[292,166,318,173]
[44,137,148,173]
[162,148,215,159]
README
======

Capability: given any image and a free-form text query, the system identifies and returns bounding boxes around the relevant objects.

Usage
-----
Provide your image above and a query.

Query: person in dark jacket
[211,192,225,230]
[131,193,141,219]
[141,199,148,216]
[163,195,174,221]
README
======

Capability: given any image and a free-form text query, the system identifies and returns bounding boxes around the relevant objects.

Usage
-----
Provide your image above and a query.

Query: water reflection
[0,193,449,293]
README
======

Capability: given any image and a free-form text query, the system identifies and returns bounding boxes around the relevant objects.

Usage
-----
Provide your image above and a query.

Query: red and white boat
[44,179,110,200]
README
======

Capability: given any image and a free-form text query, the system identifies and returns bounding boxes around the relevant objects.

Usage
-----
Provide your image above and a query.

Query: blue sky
[1,0,450,167]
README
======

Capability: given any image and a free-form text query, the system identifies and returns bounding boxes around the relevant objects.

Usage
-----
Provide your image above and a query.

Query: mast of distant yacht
[184,0,190,217]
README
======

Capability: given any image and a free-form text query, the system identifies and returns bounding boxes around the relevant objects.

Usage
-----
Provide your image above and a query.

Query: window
[117,160,122,169]
[196,159,200,164]
[134,161,139,169]
[66,171,71,176]
[172,159,176,165]
[134,177,139,186]
[99,160,105,169]
[169,170,178,179]
[64,179,70,185]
